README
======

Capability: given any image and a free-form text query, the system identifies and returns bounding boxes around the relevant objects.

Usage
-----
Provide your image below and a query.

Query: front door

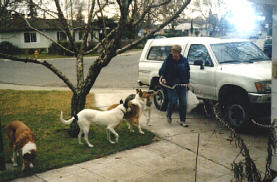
[185,44,216,100]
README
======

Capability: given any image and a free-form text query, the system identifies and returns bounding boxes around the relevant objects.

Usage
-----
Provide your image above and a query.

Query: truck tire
[153,84,168,111]
[224,94,250,131]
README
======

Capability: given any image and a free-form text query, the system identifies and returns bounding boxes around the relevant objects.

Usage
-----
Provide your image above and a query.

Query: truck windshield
[211,42,269,64]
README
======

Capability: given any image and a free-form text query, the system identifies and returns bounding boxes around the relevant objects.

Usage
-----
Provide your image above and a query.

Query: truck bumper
[248,93,271,118]
[248,93,271,104]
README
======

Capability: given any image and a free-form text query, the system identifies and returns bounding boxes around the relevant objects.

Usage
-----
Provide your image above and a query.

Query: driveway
[2,87,269,182]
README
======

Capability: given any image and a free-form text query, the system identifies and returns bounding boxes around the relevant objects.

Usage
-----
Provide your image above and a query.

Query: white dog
[60,100,129,148]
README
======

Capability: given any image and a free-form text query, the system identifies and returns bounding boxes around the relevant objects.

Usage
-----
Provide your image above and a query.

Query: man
[159,44,190,127]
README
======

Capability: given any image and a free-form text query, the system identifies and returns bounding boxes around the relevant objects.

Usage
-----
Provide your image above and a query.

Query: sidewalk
[1,85,267,182]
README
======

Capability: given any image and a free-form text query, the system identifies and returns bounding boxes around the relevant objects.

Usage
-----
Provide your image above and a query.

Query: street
[0,52,141,88]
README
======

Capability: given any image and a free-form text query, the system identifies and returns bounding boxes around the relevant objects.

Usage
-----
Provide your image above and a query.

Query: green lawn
[0,90,155,182]
[17,52,98,59]
[16,49,141,60]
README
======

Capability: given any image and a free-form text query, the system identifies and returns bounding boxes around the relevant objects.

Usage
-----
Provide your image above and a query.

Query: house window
[57,32,67,41]
[79,31,83,40]
[24,32,37,43]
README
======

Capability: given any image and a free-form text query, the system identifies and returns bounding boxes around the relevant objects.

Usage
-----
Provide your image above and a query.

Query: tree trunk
[0,113,6,171]
[69,92,86,137]
[69,54,85,137]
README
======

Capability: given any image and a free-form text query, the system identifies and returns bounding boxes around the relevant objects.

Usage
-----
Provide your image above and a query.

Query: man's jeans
[166,87,187,122]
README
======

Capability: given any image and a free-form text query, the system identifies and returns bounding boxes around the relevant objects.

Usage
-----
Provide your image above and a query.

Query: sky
[27,0,265,36]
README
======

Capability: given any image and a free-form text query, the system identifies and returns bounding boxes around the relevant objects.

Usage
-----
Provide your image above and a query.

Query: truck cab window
[147,46,172,61]
[187,44,213,67]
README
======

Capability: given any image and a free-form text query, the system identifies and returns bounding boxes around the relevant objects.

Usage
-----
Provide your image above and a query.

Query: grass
[0,90,155,182]
[17,52,98,59]
[16,49,141,59]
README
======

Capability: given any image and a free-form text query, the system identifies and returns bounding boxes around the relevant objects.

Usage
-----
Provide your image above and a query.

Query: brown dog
[7,120,36,170]
[108,89,157,134]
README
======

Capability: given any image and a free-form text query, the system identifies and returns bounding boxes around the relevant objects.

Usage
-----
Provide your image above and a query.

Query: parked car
[138,37,271,131]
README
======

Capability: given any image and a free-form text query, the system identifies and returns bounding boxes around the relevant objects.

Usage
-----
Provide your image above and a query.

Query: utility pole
[0,112,6,171]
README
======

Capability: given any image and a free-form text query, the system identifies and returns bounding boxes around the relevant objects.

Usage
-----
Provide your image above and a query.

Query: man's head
[171,45,182,60]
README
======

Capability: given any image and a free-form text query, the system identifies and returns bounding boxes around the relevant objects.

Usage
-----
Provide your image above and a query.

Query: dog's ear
[136,89,140,93]
[120,99,123,104]
[139,90,143,97]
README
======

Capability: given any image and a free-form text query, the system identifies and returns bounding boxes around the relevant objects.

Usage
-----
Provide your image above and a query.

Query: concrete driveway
[1,86,269,182]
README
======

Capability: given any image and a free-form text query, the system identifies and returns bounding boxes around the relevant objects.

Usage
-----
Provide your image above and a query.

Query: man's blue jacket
[159,54,190,87]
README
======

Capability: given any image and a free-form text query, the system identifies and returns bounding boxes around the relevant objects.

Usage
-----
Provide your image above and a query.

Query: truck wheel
[225,94,249,131]
[153,85,168,111]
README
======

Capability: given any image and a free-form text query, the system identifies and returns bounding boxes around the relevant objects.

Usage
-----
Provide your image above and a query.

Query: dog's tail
[60,111,76,125]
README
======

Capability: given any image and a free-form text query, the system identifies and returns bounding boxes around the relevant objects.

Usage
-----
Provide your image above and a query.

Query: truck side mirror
[194,60,204,70]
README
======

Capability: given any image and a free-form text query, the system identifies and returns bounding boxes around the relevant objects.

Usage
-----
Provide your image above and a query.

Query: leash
[159,77,191,90]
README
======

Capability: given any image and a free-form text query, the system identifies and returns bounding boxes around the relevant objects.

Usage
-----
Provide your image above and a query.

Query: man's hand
[161,78,167,84]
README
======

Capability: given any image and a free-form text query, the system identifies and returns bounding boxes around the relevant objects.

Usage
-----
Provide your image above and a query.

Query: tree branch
[54,0,76,55]
[80,0,96,54]
[133,0,171,27]
[118,0,191,54]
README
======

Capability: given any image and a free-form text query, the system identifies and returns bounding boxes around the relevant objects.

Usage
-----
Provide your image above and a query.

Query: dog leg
[107,127,119,144]
[22,162,25,171]
[11,150,17,167]
[134,118,145,134]
[106,129,115,144]
[78,130,84,145]
[137,124,145,134]
[107,129,115,144]
[145,108,152,126]
[126,121,134,133]
[84,129,94,148]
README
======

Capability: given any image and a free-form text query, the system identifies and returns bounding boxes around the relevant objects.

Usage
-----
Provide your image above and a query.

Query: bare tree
[188,0,226,36]
[157,0,185,31]
[0,0,192,137]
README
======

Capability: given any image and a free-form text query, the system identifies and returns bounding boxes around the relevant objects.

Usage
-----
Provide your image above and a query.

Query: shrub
[49,41,83,56]
[86,41,98,53]
[0,41,21,54]
[48,41,97,56]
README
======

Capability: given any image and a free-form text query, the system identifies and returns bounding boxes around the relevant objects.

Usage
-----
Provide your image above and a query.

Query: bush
[0,41,21,54]
[49,41,83,56]
[86,41,98,53]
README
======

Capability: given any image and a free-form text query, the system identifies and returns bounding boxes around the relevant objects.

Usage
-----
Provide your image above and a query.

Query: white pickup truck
[138,37,271,130]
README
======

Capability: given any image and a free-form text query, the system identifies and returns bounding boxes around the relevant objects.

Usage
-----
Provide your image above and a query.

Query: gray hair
[171,45,182,53]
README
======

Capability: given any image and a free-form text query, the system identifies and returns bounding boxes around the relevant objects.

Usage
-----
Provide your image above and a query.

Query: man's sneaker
[177,121,189,127]
[167,117,172,124]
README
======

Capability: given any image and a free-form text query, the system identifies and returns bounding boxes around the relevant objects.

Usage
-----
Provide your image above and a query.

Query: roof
[175,23,203,30]
[0,18,85,33]
[148,37,249,46]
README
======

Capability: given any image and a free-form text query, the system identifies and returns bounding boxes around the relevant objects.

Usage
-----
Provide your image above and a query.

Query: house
[0,17,100,52]
[174,22,206,36]
[163,19,207,37]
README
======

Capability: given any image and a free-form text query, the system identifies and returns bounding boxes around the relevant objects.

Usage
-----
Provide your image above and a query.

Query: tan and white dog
[60,100,129,148]
[108,89,157,134]
[7,120,37,171]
